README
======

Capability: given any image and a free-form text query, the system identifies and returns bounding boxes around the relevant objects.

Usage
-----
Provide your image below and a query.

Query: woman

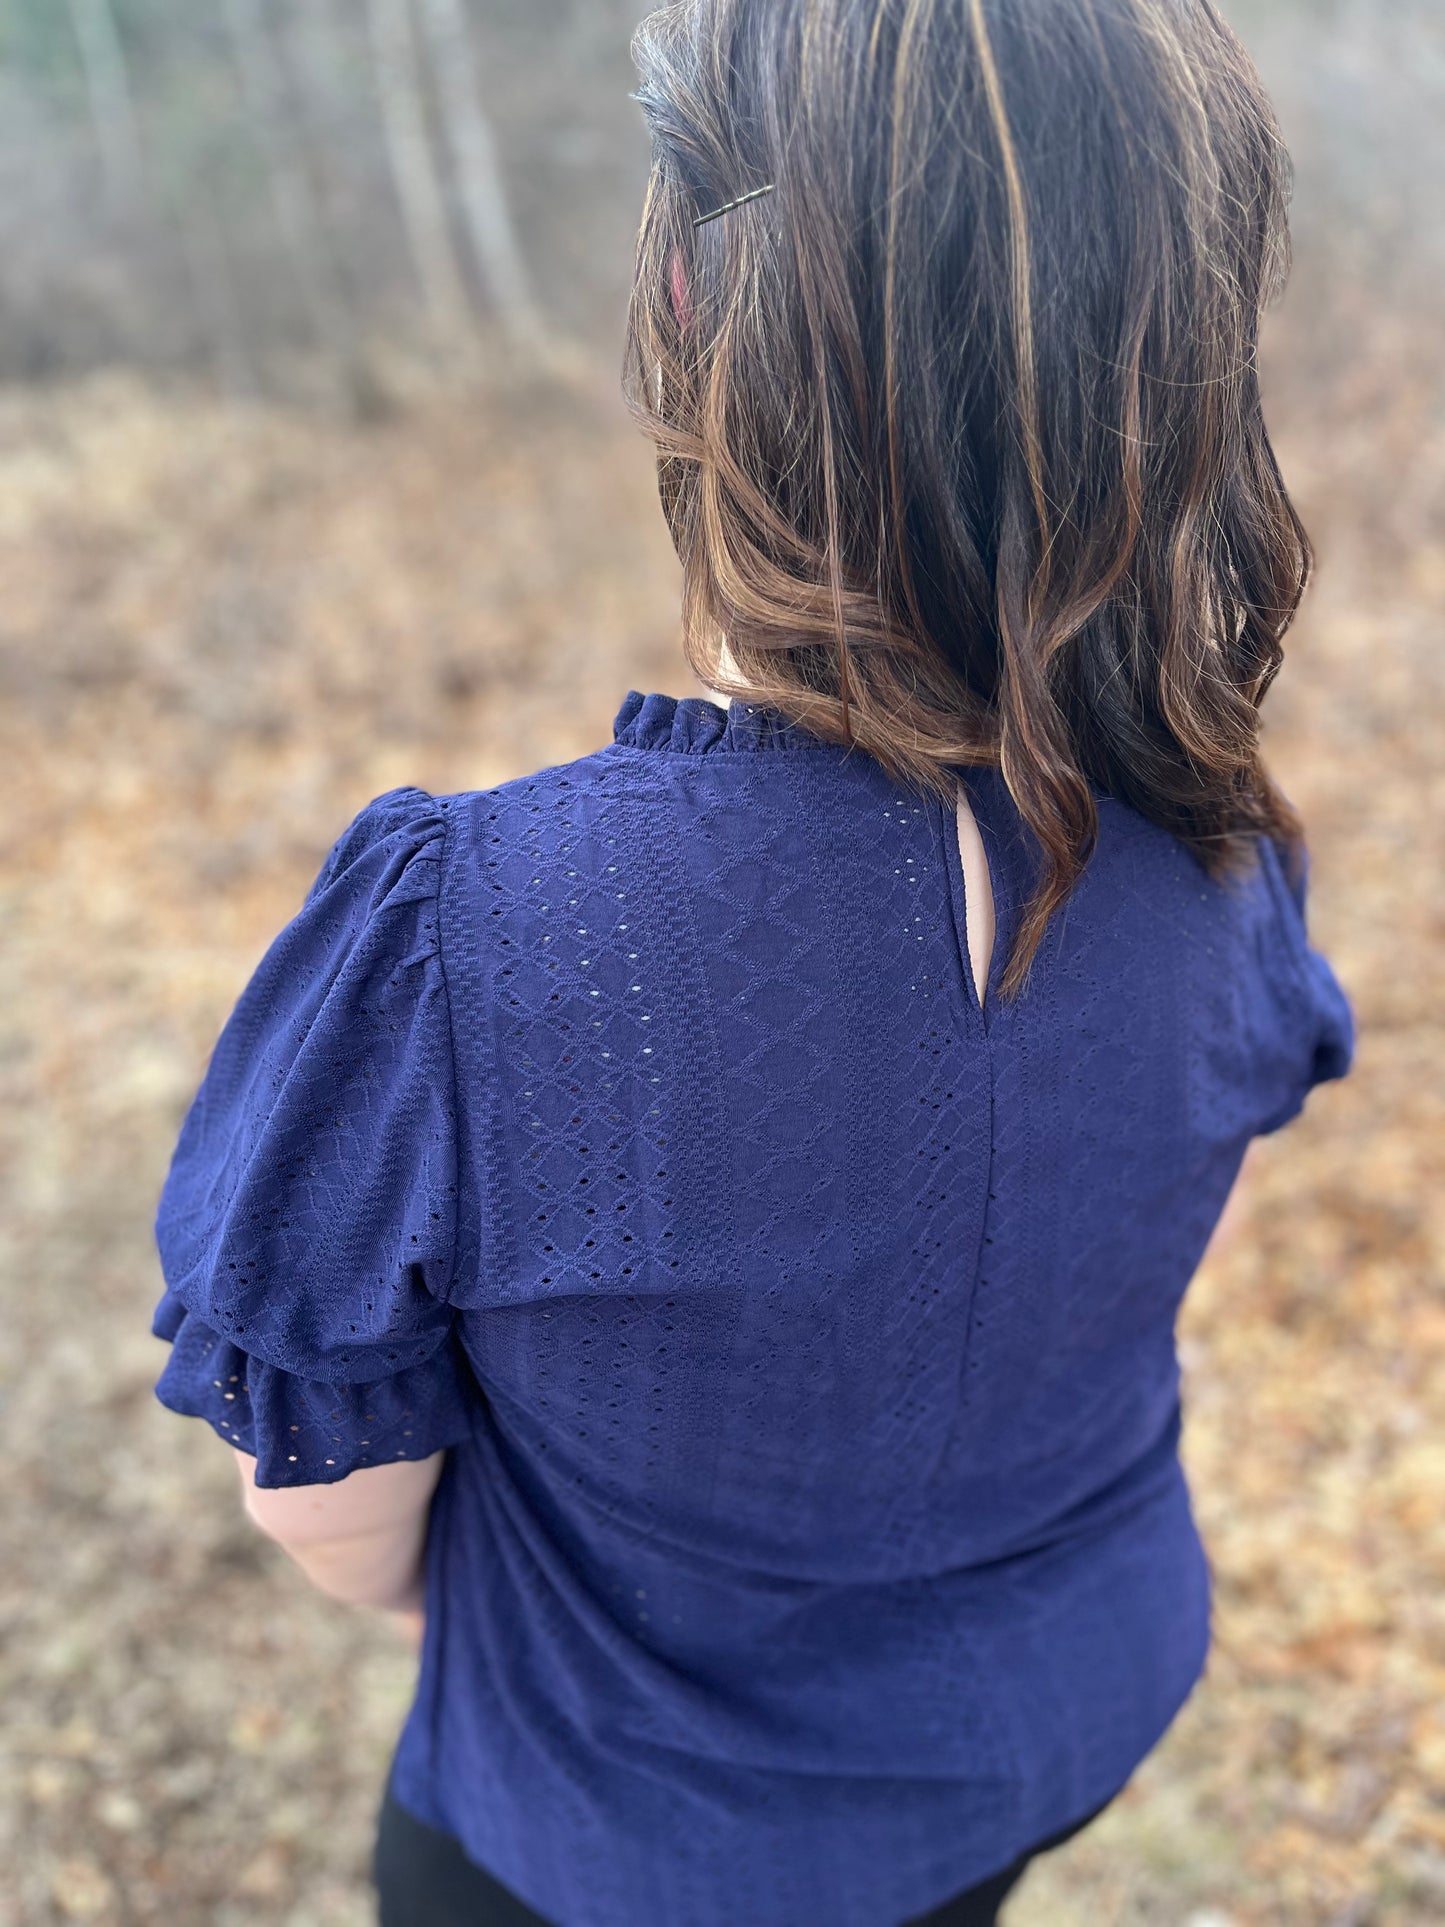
[150,1,1353,1922]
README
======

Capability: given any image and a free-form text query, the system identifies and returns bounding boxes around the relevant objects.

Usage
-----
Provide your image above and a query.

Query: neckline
[611,689,830,756]
[612,688,1041,1008]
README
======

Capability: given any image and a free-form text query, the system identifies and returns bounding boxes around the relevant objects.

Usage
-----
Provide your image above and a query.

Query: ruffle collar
[611,689,824,755]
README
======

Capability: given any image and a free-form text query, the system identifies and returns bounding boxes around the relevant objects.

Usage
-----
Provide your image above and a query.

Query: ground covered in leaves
[0,312,1440,1926]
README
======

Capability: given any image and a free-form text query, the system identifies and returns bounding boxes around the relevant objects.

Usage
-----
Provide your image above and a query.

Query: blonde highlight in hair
[626,0,1310,997]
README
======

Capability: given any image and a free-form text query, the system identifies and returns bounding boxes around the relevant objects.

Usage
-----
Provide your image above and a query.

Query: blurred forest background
[0,0,1441,1922]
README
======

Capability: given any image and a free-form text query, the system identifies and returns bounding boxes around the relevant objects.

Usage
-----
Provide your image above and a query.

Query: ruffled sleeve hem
[152,1287,477,1487]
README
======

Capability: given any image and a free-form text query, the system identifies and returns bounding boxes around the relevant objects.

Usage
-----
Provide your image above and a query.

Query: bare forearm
[279,1512,429,1612]
[231,1447,444,1613]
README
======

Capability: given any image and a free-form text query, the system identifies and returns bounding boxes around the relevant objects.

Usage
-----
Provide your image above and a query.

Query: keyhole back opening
[954,781,997,1010]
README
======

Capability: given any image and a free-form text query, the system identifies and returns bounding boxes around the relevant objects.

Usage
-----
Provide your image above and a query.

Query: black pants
[374,1784,1110,1927]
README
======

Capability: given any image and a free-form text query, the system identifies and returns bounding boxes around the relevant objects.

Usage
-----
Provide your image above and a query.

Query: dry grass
[0,280,1440,1927]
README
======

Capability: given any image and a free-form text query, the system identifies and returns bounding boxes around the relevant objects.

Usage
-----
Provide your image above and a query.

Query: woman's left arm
[232,1446,445,1619]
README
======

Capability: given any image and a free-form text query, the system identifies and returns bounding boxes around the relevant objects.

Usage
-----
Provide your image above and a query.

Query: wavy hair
[623,0,1311,996]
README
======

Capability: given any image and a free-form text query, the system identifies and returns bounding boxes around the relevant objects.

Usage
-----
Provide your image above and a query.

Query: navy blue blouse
[153,690,1353,1926]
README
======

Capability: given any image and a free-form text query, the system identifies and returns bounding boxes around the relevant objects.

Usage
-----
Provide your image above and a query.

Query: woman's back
[451,689,1340,1576]
[149,0,1363,1913]
[152,685,1347,1924]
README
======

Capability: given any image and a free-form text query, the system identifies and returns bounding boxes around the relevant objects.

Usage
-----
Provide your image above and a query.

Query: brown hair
[624,0,1311,996]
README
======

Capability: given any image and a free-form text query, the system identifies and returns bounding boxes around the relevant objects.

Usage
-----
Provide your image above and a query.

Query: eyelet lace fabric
[151,691,1353,1927]
[153,794,476,1482]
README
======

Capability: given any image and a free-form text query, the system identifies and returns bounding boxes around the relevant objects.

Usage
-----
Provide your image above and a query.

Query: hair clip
[693,184,777,228]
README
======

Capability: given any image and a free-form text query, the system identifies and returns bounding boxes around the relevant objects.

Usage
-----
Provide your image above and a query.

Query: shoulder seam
[430,797,464,1308]
[1255,835,1316,1020]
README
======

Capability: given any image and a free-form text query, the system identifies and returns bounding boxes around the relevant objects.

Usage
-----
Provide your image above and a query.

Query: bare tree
[172,177,258,400]
[366,0,471,334]
[416,0,539,346]
[287,0,362,229]
[221,0,349,356]
[64,0,146,215]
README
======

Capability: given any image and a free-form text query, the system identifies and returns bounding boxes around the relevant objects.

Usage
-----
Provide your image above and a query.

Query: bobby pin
[693,184,777,228]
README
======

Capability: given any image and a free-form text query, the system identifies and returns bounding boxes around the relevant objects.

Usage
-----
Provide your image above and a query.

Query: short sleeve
[1254,834,1356,1135]
[151,788,479,1486]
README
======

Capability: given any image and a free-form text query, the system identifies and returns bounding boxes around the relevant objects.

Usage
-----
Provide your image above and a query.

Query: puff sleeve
[1255,834,1356,1134]
[151,788,479,1486]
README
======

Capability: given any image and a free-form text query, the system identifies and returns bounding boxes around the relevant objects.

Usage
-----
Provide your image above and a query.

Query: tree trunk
[173,181,258,401]
[64,0,145,215]
[221,0,349,357]
[415,0,538,346]
[365,0,471,334]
